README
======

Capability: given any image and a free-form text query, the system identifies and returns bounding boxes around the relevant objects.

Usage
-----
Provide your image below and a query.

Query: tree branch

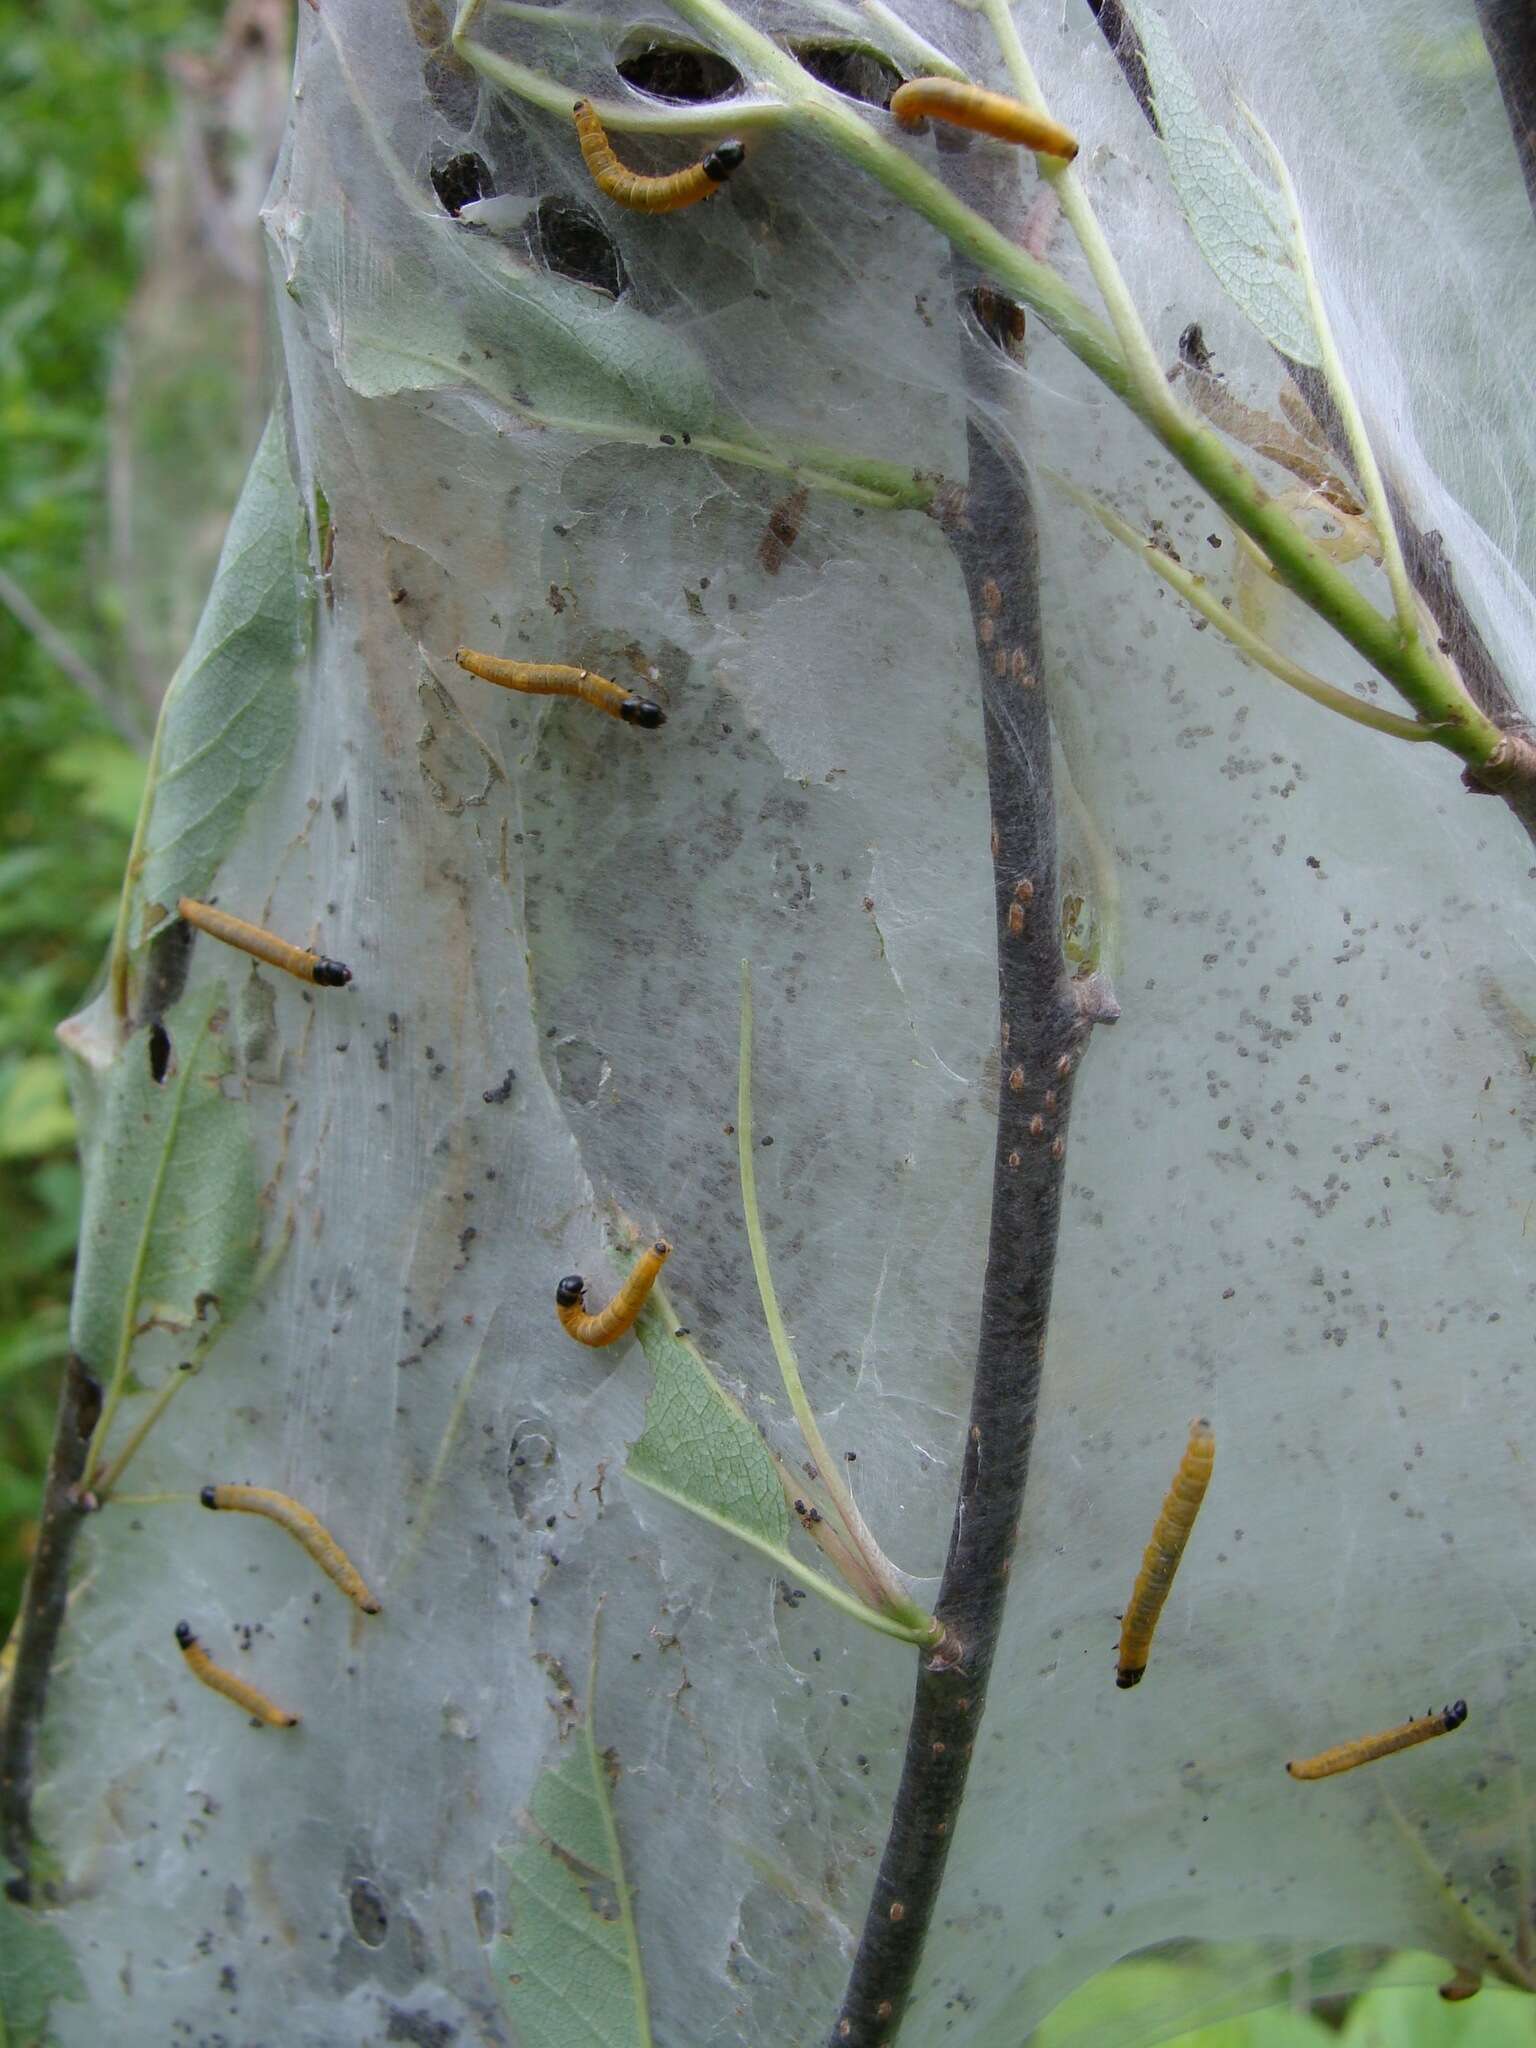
[829,266,1106,2039]
[1476,0,1536,221]
[0,1357,101,1900]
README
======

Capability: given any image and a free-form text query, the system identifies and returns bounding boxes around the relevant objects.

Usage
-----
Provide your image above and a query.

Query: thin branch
[0,565,146,751]
[0,1358,100,1899]
[830,197,1105,2041]
[1051,471,1437,742]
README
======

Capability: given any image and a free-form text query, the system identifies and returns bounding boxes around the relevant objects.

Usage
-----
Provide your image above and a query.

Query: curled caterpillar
[455,647,665,728]
[200,1484,380,1615]
[1287,1701,1468,1781]
[573,100,745,214]
[177,898,351,987]
[174,1621,299,1728]
[1116,1419,1214,1689]
[889,78,1078,161]
[556,1241,671,1346]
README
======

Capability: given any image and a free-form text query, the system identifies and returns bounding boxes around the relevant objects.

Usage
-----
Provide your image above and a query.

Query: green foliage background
[0,0,224,1634]
[0,4,1526,2042]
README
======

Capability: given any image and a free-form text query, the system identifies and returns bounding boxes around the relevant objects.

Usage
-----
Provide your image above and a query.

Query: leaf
[1341,1956,1536,2048]
[1117,2,1321,366]
[69,983,261,1381]
[491,1627,653,2048]
[626,1279,794,1559]
[0,1893,86,2047]
[285,208,720,434]
[135,414,307,920]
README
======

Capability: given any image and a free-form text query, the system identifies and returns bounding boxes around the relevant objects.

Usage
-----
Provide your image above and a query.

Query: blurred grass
[0,0,226,1636]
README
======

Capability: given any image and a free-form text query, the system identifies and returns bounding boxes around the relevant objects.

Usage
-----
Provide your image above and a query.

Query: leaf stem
[1239,101,1421,647]
[1051,472,1438,742]
[738,963,929,1635]
[586,1601,655,2048]
[976,0,1172,417]
[625,1467,935,1644]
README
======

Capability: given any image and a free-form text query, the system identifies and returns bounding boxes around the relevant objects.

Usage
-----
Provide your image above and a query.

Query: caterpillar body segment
[177,898,351,987]
[200,1484,381,1614]
[572,100,745,214]
[556,1240,671,1346]
[454,647,665,728]
[889,78,1079,161]
[1115,1420,1214,1689]
[174,1622,299,1728]
[1287,1701,1468,1781]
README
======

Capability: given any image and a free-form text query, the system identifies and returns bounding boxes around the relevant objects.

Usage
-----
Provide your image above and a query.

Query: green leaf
[0,1055,76,1160]
[0,1892,86,2047]
[1117,2,1321,367]
[491,1627,653,2048]
[134,414,307,920]
[69,983,261,1394]
[1341,1959,1536,2048]
[626,1278,793,1558]
[287,210,720,434]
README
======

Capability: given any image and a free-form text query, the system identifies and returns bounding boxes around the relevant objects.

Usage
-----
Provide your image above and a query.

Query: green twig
[1240,100,1422,647]
[738,962,929,1634]
[1052,472,1437,742]
[625,1466,935,1644]
[976,0,1172,414]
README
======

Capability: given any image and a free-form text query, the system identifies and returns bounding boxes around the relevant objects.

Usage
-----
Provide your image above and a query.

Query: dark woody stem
[0,1356,100,1900]
[828,277,1111,2040]
[1475,0,1536,222]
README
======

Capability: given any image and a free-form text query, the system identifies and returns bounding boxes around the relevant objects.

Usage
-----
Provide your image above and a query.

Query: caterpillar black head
[702,141,746,183]
[619,695,667,728]
[556,1276,586,1309]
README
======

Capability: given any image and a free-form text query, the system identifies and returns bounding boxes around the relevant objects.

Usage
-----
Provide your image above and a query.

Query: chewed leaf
[626,1280,793,1557]
[70,984,261,1379]
[134,415,306,922]
[0,1892,86,2044]
[1118,1,1321,367]
[492,1627,652,2048]
[287,206,720,433]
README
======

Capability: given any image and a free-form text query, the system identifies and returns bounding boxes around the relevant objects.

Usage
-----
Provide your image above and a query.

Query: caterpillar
[174,1622,300,1728]
[455,647,665,728]
[556,1240,671,1346]
[889,78,1079,161]
[1116,1419,1215,1689]
[572,100,745,214]
[200,1484,381,1615]
[177,898,351,988]
[1286,1701,1468,1781]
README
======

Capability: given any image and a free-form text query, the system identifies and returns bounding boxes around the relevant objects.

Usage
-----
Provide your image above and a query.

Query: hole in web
[529,197,628,298]
[148,1021,172,1085]
[966,285,1027,362]
[789,42,902,108]
[431,151,493,217]
[614,39,742,103]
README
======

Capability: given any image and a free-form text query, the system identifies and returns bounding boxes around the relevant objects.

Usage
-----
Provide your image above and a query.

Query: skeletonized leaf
[70,984,261,1377]
[626,1282,793,1558]
[0,1894,86,2047]
[1118,1,1321,366]
[492,1644,652,2048]
[288,210,720,432]
[136,413,307,919]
